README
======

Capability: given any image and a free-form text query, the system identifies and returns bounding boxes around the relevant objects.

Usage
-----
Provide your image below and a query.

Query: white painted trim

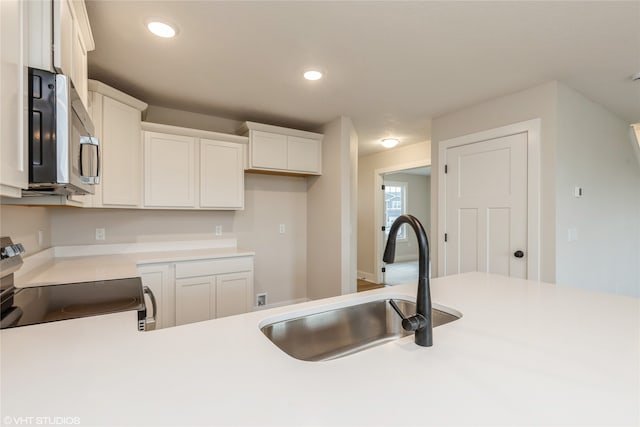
[141,122,248,144]
[240,121,323,140]
[357,270,377,283]
[374,159,430,284]
[631,124,640,166]
[88,80,148,111]
[437,118,541,281]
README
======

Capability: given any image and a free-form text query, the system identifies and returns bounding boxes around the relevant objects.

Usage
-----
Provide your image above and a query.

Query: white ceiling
[86,1,640,156]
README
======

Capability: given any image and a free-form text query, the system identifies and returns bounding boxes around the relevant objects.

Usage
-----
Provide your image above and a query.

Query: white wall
[383,172,431,262]
[0,206,51,254]
[50,174,308,305]
[556,84,640,296]
[357,141,430,281]
[431,80,640,296]
[431,81,558,282]
[144,105,243,135]
[307,116,358,299]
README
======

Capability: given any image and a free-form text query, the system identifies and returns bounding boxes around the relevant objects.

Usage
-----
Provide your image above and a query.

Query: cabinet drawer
[175,257,253,278]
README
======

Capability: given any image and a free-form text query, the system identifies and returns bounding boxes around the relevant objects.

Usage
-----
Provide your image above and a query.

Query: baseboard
[357,270,377,282]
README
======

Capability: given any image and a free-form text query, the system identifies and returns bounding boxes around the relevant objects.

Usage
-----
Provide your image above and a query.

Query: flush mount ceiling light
[147,20,177,38]
[382,138,399,148]
[303,70,323,81]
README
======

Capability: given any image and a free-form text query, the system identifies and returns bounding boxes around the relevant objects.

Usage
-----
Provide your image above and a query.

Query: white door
[443,132,528,278]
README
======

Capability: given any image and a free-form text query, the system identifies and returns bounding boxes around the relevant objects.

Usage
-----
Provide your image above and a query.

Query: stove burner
[1,277,146,329]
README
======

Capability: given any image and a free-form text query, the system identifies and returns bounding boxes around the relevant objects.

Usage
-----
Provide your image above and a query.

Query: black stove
[0,237,154,331]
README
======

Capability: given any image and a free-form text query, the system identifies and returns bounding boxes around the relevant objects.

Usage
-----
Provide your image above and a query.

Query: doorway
[437,119,540,280]
[374,162,431,285]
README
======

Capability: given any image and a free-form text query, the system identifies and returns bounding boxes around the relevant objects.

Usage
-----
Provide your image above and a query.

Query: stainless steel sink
[260,298,461,361]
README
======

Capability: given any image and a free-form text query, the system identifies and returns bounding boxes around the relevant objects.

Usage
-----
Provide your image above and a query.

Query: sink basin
[260,297,461,361]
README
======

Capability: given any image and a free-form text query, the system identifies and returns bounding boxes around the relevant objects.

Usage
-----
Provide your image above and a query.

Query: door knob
[514,250,524,258]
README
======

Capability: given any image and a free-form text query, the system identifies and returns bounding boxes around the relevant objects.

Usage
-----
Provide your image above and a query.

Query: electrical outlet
[279,224,285,234]
[215,225,222,236]
[95,228,106,241]
[256,293,267,307]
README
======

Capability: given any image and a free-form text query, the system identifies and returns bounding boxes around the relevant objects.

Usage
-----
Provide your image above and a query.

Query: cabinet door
[200,139,244,209]
[102,96,142,207]
[216,272,253,318]
[0,0,27,198]
[144,132,196,208]
[72,24,88,108]
[175,276,216,326]
[138,264,172,329]
[53,0,74,78]
[288,136,321,174]
[251,131,287,170]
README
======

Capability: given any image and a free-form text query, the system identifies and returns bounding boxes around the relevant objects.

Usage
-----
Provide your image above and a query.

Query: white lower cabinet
[138,263,174,330]
[175,275,216,326]
[139,255,254,329]
[174,256,254,326]
[215,273,252,318]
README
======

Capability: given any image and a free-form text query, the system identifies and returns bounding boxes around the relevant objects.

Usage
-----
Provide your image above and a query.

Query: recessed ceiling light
[382,138,399,148]
[303,70,323,81]
[147,21,177,38]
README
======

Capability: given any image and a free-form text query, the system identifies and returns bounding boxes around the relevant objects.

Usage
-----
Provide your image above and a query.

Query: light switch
[574,186,583,198]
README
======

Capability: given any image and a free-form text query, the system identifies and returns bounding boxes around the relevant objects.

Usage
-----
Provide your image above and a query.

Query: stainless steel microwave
[27,68,99,196]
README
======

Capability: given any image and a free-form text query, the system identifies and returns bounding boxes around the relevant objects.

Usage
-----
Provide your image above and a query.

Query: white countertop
[15,241,254,287]
[1,272,638,426]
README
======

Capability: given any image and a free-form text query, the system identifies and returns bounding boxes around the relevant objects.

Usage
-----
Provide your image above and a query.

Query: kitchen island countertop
[1,272,638,426]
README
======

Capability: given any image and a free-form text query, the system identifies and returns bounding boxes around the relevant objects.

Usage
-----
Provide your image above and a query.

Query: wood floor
[357,279,385,292]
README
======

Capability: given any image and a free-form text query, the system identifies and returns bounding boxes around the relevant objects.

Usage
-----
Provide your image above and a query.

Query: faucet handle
[389,300,427,332]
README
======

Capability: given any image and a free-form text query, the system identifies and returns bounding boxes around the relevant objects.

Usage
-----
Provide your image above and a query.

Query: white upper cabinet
[88,80,148,208]
[288,135,322,173]
[144,132,197,208]
[53,0,74,78]
[142,123,248,210]
[242,122,323,176]
[29,0,94,108]
[0,0,28,198]
[200,139,244,209]
[251,131,288,170]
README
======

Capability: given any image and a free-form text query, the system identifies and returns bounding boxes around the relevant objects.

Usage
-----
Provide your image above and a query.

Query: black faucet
[383,214,433,347]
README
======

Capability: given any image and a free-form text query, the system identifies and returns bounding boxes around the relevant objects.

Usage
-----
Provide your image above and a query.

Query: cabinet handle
[143,286,157,330]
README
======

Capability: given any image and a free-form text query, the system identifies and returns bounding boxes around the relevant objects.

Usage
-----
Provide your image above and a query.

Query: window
[384,181,407,240]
